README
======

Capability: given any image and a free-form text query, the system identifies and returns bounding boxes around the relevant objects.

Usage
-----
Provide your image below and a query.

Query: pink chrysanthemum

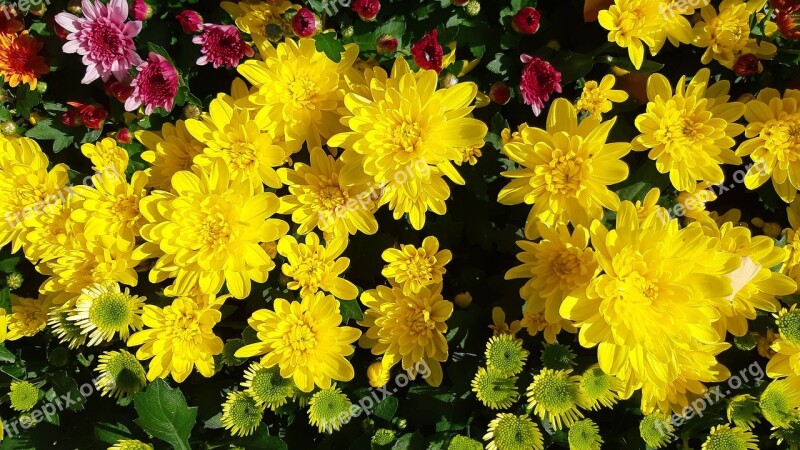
[55,0,142,84]
[124,52,179,115]
[192,24,254,69]
[519,54,562,116]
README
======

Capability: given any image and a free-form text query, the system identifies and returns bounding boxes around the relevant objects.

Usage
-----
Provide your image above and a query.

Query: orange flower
[0,32,49,90]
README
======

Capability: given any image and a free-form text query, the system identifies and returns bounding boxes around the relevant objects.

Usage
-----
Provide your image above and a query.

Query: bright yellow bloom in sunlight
[382,236,451,295]
[766,306,800,379]
[21,193,83,264]
[498,98,631,239]
[187,96,289,189]
[71,170,148,252]
[698,217,796,337]
[676,182,718,221]
[490,307,522,337]
[737,88,800,203]
[127,296,224,383]
[137,120,204,190]
[598,0,661,69]
[654,0,707,52]
[221,0,296,44]
[521,301,576,344]
[576,75,628,117]
[784,198,800,290]
[81,137,129,175]
[329,57,487,230]
[359,283,453,387]
[506,224,597,326]
[692,0,777,69]
[0,137,69,253]
[6,295,48,340]
[278,147,378,237]
[238,38,358,149]
[560,201,739,414]
[235,292,361,392]
[67,281,144,346]
[633,69,744,192]
[136,162,288,299]
[277,232,358,300]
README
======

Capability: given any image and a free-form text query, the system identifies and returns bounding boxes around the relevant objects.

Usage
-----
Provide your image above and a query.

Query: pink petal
[124,96,140,112]
[124,21,142,38]
[81,0,98,20]
[54,13,80,33]
[81,65,101,84]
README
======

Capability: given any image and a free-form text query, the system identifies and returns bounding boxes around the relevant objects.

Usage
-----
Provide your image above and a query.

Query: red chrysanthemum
[124,52,179,115]
[777,6,800,39]
[353,0,381,21]
[176,9,202,34]
[519,54,562,116]
[733,54,763,76]
[512,7,541,34]
[292,8,317,38]
[770,0,799,10]
[376,34,398,55]
[0,32,49,90]
[131,0,152,21]
[411,29,443,73]
[63,102,108,130]
[192,24,254,69]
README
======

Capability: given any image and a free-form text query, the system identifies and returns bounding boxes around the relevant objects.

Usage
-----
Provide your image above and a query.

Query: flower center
[287,76,316,106]
[89,293,131,329]
[315,182,347,211]
[88,21,124,61]
[542,148,587,195]
[552,249,581,278]
[393,121,424,154]
[286,322,317,352]
[779,310,800,345]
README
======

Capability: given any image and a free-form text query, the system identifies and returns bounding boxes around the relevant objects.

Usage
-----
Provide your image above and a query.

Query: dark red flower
[131,0,153,21]
[733,54,763,76]
[116,128,133,144]
[513,7,541,34]
[452,0,469,5]
[376,34,398,55]
[411,30,443,73]
[490,82,511,105]
[770,0,799,10]
[63,102,108,130]
[176,10,203,34]
[104,78,135,102]
[292,8,318,38]
[51,16,70,40]
[352,0,380,21]
[777,6,800,39]
[519,55,561,116]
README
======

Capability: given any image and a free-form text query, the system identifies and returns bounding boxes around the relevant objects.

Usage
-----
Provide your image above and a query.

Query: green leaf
[133,379,197,450]
[94,422,135,445]
[15,88,41,119]
[0,255,19,273]
[0,286,10,314]
[616,181,653,203]
[602,56,664,73]
[550,51,594,85]
[0,344,15,363]
[339,299,364,324]
[374,396,399,421]
[46,370,86,411]
[232,426,288,449]
[313,33,346,63]
[24,119,74,153]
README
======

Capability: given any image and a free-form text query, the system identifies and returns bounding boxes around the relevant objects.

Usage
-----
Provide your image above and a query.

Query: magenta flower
[55,0,142,84]
[192,24,254,69]
[124,52,179,115]
[519,54,562,116]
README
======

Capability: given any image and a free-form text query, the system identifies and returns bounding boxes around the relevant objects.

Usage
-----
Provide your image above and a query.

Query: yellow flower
[278,147,378,237]
[489,306,522,337]
[136,162,288,299]
[329,57,487,230]
[71,170,148,251]
[6,295,48,340]
[67,282,145,346]
[783,198,800,289]
[633,188,669,227]
[0,308,8,342]
[506,224,597,326]
[127,296,224,383]
[277,232,358,300]
[756,329,778,358]
[186,96,289,189]
[483,413,544,450]
[81,137,129,175]
[598,0,661,69]
[367,361,392,388]
[702,424,758,450]
[520,301,576,344]
[560,201,738,414]
[238,38,358,149]
[221,0,296,44]
[0,137,69,253]
[737,88,800,203]
[698,218,796,337]
[235,292,361,392]
[498,98,631,239]
[766,306,800,379]
[137,120,204,190]
[21,193,83,263]
[358,283,453,387]
[382,236,451,295]
[677,182,718,221]
[692,0,777,69]
[576,75,628,117]
[632,69,744,192]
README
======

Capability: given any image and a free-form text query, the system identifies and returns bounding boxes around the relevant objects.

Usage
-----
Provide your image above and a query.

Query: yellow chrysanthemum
[490,307,522,337]
[94,349,147,399]
[520,300,576,344]
[137,120,204,190]
[276,232,358,300]
[241,362,294,409]
[47,308,86,348]
[579,365,621,410]
[366,361,392,388]
[221,0,295,44]
[767,306,800,379]
[471,366,518,410]
[692,0,777,69]
[737,88,800,203]
[0,308,8,343]
[329,57,487,230]
[526,368,585,430]
[235,292,361,392]
[221,390,264,437]
[67,282,144,346]
[483,413,544,450]
[136,162,288,299]
[702,424,758,450]
[71,170,148,252]
[127,296,224,383]
[186,96,289,189]
[239,38,357,149]
[81,137,129,175]
[568,419,603,450]
[677,182,718,221]
[6,295,48,340]
[0,137,69,253]
[382,236,451,295]
[9,380,39,412]
[576,75,628,117]
[783,198,800,289]
[277,147,378,237]
[498,98,631,239]
[21,193,83,263]
[640,413,675,448]
[598,0,661,69]
[698,218,796,337]
[307,386,353,433]
[506,223,596,326]
[760,377,800,428]
[632,69,744,192]
[108,439,153,450]
[560,200,737,414]
[358,283,452,387]
[727,394,761,430]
